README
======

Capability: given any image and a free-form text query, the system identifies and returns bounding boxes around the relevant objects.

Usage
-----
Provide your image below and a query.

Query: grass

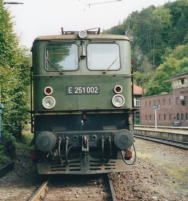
[15,130,34,151]
[0,125,34,165]
[136,151,157,161]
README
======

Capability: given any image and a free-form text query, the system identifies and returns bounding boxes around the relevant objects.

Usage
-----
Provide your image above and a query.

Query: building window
[163,98,166,105]
[135,99,140,107]
[149,101,151,106]
[169,114,172,120]
[145,115,147,120]
[134,98,140,107]
[150,114,152,120]
[158,99,160,105]
[169,98,171,105]
[181,113,184,120]
[185,96,187,104]
[186,113,188,120]
[159,114,161,120]
[181,78,184,85]
[164,114,166,120]
[177,113,180,120]
[145,101,147,106]
[153,100,156,105]
[176,97,179,104]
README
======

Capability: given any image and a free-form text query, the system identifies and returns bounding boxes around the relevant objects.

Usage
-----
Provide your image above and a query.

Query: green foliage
[104,0,188,72]
[104,24,126,35]
[0,0,31,139]
[0,0,18,66]
[172,44,188,60]
[0,144,10,164]
[146,58,179,96]
[145,43,188,96]
[134,71,151,88]
[165,0,188,47]
[178,58,188,74]
[21,130,33,145]
[104,0,188,96]
[15,129,34,150]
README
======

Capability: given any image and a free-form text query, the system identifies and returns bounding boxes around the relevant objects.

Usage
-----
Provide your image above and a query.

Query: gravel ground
[110,138,188,201]
[0,139,187,201]
[0,147,39,201]
[45,175,110,201]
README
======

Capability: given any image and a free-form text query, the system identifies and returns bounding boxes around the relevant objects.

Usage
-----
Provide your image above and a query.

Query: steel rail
[29,175,116,201]
[28,180,48,201]
[104,174,117,201]
[134,134,188,150]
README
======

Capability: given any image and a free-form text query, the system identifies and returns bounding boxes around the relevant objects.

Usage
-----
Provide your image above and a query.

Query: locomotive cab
[31,29,135,174]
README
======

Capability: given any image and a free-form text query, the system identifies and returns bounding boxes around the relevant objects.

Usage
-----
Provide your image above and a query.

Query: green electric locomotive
[31,29,135,175]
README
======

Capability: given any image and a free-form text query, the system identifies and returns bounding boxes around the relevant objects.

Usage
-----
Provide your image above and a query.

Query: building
[133,84,143,124]
[140,73,188,127]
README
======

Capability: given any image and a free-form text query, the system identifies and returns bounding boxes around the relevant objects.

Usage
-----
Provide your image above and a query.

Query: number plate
[67,86,100,95]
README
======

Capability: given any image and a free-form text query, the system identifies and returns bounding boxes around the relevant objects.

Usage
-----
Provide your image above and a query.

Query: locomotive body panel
[31,32,135,175]
[34,75,132,111]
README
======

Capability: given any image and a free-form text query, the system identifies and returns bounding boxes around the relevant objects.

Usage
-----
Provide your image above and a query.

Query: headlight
[42,96,56,109]
[78,30,87,38]
[112,94,125,108]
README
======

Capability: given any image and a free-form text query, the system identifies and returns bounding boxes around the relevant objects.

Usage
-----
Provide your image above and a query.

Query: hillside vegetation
[0,0,31,139]
[104,0,188,96]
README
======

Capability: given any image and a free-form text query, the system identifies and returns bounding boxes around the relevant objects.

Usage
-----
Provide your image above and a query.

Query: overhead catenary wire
[3,2,23,4]
[87,0,122,7]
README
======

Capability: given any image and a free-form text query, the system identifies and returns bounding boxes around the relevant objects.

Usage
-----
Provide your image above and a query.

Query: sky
[4,0,175,48]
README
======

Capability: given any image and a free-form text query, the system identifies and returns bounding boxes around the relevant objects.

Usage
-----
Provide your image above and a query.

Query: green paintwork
[34,75,132,111]
[32,35,132,113]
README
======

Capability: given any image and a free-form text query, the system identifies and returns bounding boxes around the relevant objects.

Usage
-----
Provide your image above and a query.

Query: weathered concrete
[134,126,188,143]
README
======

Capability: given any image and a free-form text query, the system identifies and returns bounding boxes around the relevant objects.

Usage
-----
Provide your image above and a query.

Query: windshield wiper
[46,58,64,72]
[105,57,118,70]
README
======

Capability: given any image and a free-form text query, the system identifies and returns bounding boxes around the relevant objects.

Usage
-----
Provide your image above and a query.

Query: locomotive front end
[31,30,135,174]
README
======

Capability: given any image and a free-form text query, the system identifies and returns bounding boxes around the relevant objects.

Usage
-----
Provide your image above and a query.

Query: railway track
[134,134,188,150]
[28,174,116,201]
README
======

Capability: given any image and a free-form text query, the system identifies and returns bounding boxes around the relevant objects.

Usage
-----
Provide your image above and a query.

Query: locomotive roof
[34,34,130,41]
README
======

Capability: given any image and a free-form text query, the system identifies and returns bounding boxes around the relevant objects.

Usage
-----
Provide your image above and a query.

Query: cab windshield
[87,44,120,70]
[46,44,78,71]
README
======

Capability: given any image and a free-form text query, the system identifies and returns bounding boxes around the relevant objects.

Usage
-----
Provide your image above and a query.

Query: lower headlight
[112,94,125,108]
[42,96,56,109]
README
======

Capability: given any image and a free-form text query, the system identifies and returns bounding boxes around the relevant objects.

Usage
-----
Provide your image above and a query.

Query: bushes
[0,0,31,139]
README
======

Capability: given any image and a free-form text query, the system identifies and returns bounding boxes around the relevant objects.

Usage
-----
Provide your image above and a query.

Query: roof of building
[166,73,188,82]
[133,84,143,95]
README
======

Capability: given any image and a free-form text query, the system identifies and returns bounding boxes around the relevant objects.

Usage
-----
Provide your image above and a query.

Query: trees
[145,43,188,96]
[165,0,188,47]
[104,0,188,96]
[145,58,179,96]
[104,0,188,72]
[0,0,31,139]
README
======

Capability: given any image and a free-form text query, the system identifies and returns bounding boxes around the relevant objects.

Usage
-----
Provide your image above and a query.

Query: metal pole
[154,109,157,129]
